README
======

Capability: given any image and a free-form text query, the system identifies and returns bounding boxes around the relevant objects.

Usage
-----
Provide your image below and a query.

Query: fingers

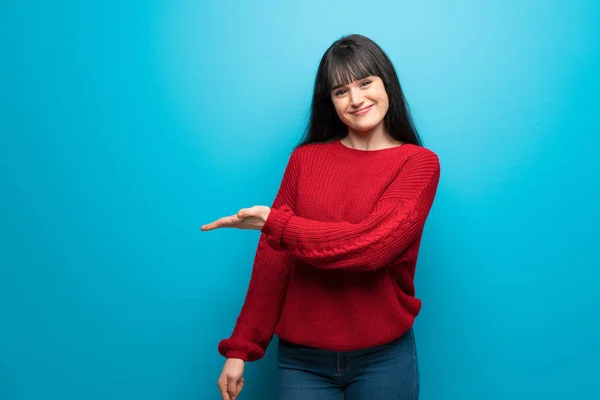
[217,378,231,400]
[227,376,243,400]
[202,206,269,231]
[201,214,240,231]
[238,378,245,396]
[231,384,244,400]
[202,206,267,232]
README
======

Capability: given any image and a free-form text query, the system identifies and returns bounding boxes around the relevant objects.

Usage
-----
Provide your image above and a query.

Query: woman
[201,33,440,400]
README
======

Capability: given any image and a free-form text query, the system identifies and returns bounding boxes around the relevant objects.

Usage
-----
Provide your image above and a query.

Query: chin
[352,122,381,132]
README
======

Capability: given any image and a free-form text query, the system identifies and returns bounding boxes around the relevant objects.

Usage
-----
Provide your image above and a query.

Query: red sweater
[218,139,441,361]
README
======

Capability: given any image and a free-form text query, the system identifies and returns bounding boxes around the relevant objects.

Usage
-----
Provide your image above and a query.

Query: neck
[343,123,402,150]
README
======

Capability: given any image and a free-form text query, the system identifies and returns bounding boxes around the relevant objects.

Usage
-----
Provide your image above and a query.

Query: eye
[360,80,372,87]
[334,89,347,97]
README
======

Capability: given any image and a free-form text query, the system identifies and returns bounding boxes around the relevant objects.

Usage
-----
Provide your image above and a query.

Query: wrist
[261,208,271,229]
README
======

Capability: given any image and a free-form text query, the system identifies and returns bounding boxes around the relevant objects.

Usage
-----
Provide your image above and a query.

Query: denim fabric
[276,328,419,400]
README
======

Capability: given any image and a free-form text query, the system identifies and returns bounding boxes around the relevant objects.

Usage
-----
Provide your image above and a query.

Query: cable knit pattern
[218,139,440,361]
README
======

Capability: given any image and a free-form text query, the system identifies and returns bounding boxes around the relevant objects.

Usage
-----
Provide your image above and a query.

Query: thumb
[218,383,231,400]
[238,206,261,219]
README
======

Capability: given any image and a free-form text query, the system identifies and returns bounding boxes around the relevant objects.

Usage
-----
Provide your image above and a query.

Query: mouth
[350,104,374,116]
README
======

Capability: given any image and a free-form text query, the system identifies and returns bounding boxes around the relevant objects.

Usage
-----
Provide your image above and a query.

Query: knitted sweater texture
[218,139,441,361]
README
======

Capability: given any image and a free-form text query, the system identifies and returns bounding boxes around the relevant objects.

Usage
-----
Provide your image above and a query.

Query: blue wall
[1,1,598,399]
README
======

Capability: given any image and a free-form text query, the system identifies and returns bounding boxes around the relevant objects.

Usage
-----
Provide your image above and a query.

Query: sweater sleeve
[217,150,300,361]
[260,150,440,271]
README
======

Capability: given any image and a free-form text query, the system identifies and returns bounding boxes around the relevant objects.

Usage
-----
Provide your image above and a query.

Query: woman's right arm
[217,148,300,361]
[217,234,294,360]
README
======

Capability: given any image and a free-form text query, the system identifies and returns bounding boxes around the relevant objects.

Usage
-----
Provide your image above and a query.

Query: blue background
[1,1,598,399]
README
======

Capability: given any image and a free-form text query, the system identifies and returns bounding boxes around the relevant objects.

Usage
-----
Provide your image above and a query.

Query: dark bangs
[326,46,382,91]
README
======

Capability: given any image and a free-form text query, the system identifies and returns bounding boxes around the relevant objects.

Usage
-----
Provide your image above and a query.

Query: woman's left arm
[261,150,440,272]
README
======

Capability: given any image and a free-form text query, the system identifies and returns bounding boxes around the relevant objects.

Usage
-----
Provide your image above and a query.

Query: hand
[217,358,245,400]
[200,206,270,232]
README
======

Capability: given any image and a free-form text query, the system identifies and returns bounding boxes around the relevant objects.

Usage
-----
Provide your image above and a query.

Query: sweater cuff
[223,350,250,361]
[218,339,265,362]
[261,205,295,250]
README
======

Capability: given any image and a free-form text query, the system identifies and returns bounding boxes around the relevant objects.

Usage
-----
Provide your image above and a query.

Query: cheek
[378,94,390,114]
[380,99,389,115]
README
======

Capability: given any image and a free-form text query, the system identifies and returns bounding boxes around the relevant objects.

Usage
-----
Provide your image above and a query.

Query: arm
[260,150,440,271]
[218,149,300,361]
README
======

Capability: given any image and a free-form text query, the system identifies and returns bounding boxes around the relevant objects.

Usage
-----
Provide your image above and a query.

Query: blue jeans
[276,328,419,400]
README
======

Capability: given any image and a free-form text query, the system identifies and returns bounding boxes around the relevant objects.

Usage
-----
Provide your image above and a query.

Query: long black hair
[295,34,422,149]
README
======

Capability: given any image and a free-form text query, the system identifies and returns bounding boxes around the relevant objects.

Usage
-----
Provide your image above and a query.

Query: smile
[351,104,374,116]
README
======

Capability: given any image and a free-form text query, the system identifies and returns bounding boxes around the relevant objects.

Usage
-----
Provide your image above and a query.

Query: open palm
[200,205,270,232]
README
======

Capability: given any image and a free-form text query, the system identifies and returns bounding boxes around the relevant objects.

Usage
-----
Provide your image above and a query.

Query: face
[330,75,389,132]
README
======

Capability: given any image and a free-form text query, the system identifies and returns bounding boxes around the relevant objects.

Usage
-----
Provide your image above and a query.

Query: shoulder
[397,145,441,177]
[288,141,329,165]
[402,144,440,165]
[402,143,438,158]
[292,141,330,154]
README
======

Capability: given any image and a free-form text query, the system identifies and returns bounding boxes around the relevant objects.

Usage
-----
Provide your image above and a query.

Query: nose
[349,87,364,107]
